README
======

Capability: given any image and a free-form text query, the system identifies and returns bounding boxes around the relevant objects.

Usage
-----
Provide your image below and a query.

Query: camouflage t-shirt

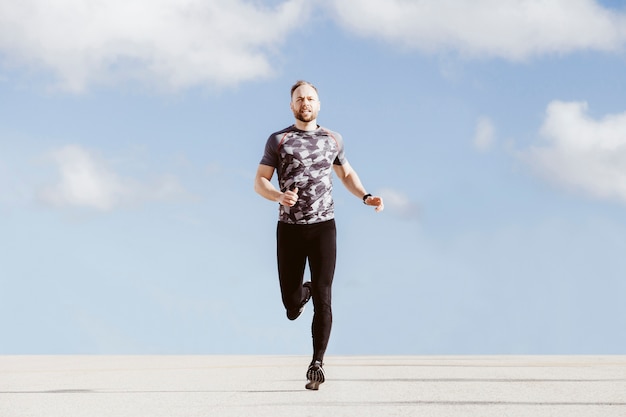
[260,125,348,224]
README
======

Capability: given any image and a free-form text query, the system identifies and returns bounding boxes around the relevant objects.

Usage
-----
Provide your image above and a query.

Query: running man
[254,80,384,390]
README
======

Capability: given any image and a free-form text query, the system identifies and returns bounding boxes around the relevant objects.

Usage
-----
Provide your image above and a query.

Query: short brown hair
[290,80,318,98]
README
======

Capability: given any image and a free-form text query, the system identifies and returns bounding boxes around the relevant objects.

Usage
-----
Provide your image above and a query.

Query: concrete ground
[1,355,625,417]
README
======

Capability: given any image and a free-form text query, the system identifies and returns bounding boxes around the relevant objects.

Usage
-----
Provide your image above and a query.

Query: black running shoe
[305,360,325,390]
[286,281,312,321]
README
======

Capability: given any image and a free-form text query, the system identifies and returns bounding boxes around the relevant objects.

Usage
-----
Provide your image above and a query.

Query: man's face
[290,85,320,123]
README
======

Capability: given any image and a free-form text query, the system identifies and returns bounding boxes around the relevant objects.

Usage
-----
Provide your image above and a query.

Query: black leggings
[277,219,336,363]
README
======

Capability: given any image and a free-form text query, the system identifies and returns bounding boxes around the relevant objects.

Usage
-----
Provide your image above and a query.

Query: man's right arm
[254,164,299,207]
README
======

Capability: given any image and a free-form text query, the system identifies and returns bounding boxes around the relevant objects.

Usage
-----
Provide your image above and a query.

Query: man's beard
[294,108,318,123]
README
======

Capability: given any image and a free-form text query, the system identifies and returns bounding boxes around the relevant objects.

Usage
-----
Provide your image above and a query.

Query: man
[254,80,384,390]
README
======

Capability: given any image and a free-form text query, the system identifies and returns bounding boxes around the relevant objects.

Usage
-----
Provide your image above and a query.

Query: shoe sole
[305,380,321,390]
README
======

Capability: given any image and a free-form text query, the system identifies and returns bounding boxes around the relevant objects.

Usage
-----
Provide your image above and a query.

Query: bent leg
[277,222,309,316]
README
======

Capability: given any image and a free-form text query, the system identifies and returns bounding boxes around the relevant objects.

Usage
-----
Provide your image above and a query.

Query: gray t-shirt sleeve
[331,131,348,166]
[259,134,279,167]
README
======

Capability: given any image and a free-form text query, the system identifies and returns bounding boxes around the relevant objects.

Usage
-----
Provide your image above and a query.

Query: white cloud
[39,145,188,211]
[473,116,496,152]
[2,1,624,92]
[0,0,309,92]
[524,101,626,203]
[327,0,626,60]
[379,188,420,220]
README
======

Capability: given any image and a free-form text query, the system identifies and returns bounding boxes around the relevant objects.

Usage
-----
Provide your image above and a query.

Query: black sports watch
[362,193,372,204]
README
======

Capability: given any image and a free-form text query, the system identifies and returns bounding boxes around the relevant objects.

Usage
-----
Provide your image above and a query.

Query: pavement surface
[1,355,625,417]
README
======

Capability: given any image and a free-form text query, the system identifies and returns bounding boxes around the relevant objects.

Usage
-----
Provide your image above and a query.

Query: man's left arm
[333,162,384,212]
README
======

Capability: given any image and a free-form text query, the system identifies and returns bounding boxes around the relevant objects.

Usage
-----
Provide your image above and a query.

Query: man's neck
[294,119,318,131]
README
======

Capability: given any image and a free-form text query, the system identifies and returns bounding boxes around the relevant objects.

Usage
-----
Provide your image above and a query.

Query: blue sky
[2,0,626,355]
